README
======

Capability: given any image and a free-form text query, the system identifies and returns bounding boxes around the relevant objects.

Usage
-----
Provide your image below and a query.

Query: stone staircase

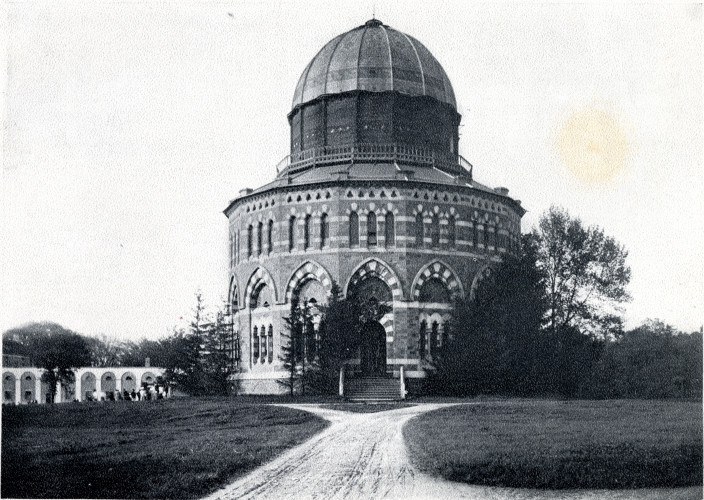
[344,376,401,402]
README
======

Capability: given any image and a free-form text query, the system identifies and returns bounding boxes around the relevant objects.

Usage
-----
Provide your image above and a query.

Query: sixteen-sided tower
[224,19,524,394]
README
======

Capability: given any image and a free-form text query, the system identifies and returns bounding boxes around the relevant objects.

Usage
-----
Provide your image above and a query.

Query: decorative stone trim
[411,260,465,300]
[344,257,404,300]
[284,260,333,303]
[244,267,278,308]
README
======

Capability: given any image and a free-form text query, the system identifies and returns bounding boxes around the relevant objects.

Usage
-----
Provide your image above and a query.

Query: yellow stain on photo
[557,105,631,185]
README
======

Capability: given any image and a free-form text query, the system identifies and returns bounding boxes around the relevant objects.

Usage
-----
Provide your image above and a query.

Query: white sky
[2,2,702,341]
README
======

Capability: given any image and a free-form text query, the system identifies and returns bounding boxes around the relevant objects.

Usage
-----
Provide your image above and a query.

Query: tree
[278,300,304,396]
[314,282,361,393]
[85,335,124,367]
[591,319,703,399]
[3,322,92,403]
[534,206,630,339]
[201,306,237,396]
[432,234,548,396]
[158,292,240,396]
[160,292,211,395]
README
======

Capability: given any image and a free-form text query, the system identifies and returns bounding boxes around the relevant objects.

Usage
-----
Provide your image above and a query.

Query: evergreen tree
[278,299,304,396]
[201,306,237,395]
[312,281,360,393]
[432,234,548,396]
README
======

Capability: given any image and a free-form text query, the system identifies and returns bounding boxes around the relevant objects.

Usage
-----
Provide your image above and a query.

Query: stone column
[55,381,62,403]
[15,377,21,404]
[115,373,122,396]
[35,376,41,404]
[76,372,82,402]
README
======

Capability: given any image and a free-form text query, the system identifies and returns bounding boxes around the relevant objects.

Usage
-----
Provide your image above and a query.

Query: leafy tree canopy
[4,322,92,402]
[534,205,630,339]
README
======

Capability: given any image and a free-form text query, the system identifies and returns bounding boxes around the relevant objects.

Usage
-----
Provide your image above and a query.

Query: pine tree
[278,300,303,396]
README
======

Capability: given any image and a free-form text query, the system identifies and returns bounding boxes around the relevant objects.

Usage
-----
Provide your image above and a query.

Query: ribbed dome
[292,19,456,110]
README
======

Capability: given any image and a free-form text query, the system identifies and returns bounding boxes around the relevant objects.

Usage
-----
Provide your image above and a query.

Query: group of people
[87,385,167,402]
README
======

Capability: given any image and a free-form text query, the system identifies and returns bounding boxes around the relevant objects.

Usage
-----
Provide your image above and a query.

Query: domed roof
[292,19,456,110]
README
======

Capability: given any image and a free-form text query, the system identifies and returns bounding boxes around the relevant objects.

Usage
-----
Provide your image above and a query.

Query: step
[344,377,401,402]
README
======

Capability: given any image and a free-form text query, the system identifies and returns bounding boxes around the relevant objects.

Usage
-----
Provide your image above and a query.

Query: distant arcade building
[224,19,524,394]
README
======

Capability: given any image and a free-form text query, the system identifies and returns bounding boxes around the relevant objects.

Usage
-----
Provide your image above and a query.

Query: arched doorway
[81,372,96,401]
[20,372,36,403]
[141,372,156,387]
[360,321,387,376]
[3,373,16,403]
[121,372,137,394]
[101,372,116,400]
[347,273,393,377]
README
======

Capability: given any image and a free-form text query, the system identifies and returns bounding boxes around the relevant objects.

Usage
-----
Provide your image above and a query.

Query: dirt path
[204,404,701,500]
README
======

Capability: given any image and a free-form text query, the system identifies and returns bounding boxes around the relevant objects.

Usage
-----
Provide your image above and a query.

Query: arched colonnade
[2,367,165,404]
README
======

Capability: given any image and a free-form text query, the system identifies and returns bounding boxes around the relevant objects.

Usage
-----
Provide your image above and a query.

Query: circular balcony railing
[275,143,473,180]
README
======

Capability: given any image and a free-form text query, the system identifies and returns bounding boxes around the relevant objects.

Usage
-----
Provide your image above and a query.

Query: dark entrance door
[360,321,387,375]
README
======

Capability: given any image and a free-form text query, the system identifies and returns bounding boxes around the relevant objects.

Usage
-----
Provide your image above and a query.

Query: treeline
[4,323,175,370]
[431,207,702,399]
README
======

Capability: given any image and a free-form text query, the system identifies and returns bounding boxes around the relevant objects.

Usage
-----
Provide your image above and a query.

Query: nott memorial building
[224,19,525,394]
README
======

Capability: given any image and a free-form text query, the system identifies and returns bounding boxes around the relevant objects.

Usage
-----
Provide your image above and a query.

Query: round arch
[121,372,137,393]
[411,260,465,301]
[244,267,278,308]
[343,258,403,300]
[284,260,332,304]
[141,372,157,387]
[20,371,36,403]
[101,372,117,393]
[81,372,97,400]
[3,372,16,403]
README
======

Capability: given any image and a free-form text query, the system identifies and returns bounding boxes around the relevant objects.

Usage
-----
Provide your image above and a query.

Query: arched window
[415,213,424,247]
[419,278,452,303]
[267,219,274,255]
[478,224,484,247]
[349,212,359,247]
[487,226,494,247]
[430,321,439,357]
[252,326,259,363]
[448,217,456,248]
[304,214,311,249]
[288,216,296,252]
[384,212,395,247]
[260,325,267,361]
[367,212,377,246]
[419,320,427,361]
[247,225,253,258]
[257,222,263,256]
[472,223,478,247]
[267,325,274,363]
[431,214,440,247]
[442,321,450,345]
[320,213,329,248]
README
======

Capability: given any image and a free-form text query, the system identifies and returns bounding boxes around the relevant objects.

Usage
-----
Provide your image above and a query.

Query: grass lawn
[404,399,702,489]
[2,397,328,499]
[320,402,416,413]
